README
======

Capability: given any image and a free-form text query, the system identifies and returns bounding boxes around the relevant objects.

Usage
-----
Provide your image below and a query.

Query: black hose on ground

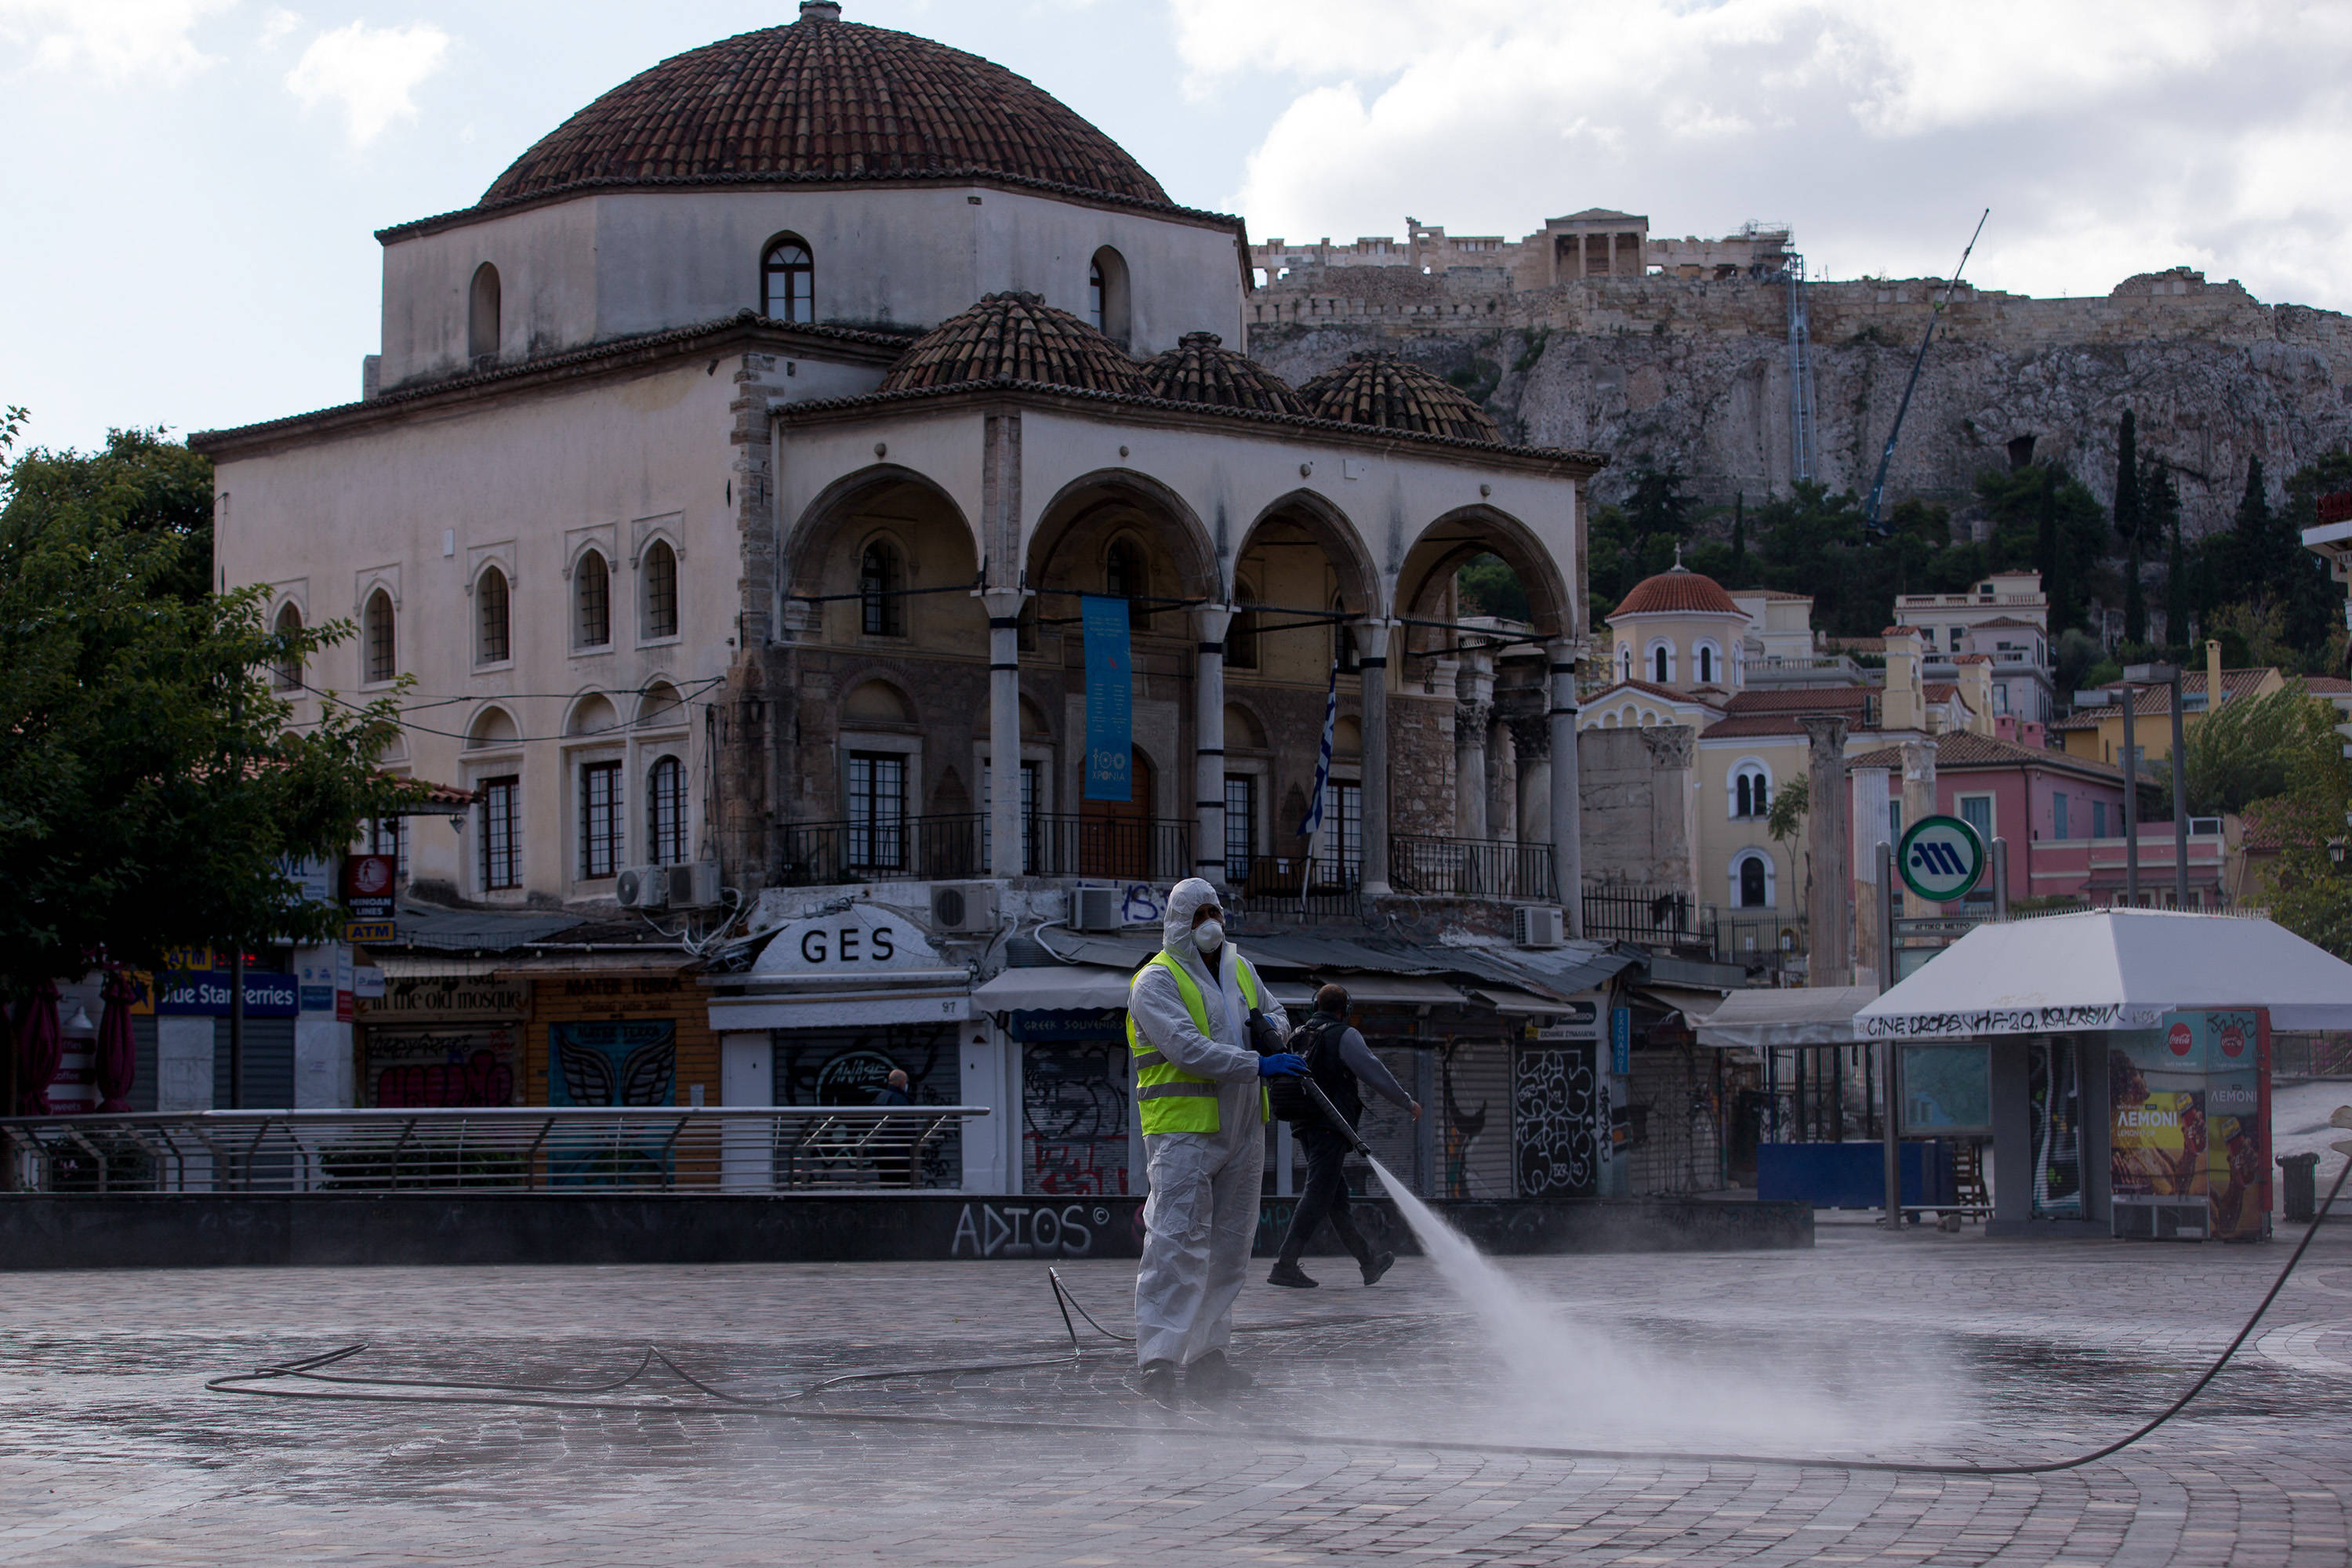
[206,1159,2352,1477]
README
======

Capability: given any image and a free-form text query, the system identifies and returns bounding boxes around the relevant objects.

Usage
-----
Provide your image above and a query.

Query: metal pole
[1993,836,2009,920]
[2121,688,2139,906]
[1882,1036,1904,1227]
[227,943,245,1112]
[1878,839,1900,1214]
[2170,672,2189,909]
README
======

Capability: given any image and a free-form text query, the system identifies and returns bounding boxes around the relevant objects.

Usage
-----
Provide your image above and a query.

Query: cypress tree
[2230,456,2270,605]
[2116,410,2145,644]
[2038,465,2069,632]
[1730,491,1747,575]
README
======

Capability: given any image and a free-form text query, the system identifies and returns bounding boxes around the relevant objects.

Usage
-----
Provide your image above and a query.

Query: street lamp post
[2124,663,2187,909]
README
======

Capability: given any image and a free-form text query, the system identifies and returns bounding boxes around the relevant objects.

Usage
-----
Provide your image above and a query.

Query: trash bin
[2278,1152,2320,1224]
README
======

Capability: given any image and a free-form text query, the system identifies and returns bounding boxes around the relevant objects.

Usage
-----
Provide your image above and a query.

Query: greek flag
[1297,662,1340,836]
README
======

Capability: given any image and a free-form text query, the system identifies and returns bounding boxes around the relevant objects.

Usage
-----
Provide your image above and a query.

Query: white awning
[708,989,971,1030]
[1321,976,1471,1007]
[1698,985,1882,1048]
[1468,985,1573,1015]
[1853,909,2352,1038]
[970,966,1134,1012]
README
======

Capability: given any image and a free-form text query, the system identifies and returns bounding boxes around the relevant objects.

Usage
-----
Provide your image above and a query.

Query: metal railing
[1229,854,1364,920]
[0,1107,989,1194]
[1023,814,1191,883]
[778,814,982,884]
[1718,913,1808,967]
[1582,880,1718,951]
[1389,835,1558,901]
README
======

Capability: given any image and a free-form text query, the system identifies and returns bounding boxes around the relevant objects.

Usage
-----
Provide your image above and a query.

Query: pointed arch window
[860,540,903,637]
[647,755,688,866]
[575,550,611,648]
[476,565,510,665]
[362,590,396,684]
[762,236,814,323]
[468,263,500,361]
[641,539,678,640]
[271,601,304,690]
[1106,538,1149,630]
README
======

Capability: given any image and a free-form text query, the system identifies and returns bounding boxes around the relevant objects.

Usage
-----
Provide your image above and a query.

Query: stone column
[1509,713,1551,844]
[1454,650,1494,840]
[1802,715,1852,985]
[1548,642,1582,931]
[983,588,1026,879]
[1357,620,1393,898]
[1194,604,1233,889]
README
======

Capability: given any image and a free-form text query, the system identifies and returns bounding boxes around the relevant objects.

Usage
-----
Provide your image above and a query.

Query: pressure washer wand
[1293,1071,1374,1159]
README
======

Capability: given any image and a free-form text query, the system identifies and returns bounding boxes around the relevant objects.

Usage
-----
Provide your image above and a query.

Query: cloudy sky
[2,0,2344,454]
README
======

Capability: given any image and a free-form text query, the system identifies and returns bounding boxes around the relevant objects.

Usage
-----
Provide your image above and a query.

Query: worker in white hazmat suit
[1126,877,1302,1399]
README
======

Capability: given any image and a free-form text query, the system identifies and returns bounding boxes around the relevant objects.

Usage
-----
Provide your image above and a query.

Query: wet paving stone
[2,1227,2350,1563]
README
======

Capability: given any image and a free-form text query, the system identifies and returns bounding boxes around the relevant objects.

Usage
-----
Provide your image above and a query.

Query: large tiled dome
[880,292,1147,395]
[1138,332,1305,415]
[1612,565,1744,618]
[481,5,1170,208]
[1296,353,1501,442]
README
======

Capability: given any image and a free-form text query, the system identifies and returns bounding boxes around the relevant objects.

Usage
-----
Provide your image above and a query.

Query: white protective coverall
[1128,877,1289,1368]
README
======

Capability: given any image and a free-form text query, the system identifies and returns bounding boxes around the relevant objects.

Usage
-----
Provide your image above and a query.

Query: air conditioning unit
[1072,885,1123,933]
[1513,905,1565,949]
[615,866,670,910]
[930,881,998,934]
[669,861,723,909]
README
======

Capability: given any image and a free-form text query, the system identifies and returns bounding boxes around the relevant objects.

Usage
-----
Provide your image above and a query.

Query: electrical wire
[290,676,729,746]
[208,1166,2351,1476]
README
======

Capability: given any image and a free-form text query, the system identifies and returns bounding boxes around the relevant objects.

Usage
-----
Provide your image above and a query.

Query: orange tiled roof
[1138,333,1305,416]
[1612,567,1744,619]
[880,292,1145,396]
[481,13,1171,208]
[1295,354,1500,442]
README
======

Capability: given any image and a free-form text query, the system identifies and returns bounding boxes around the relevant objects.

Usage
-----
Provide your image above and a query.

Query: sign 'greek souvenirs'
[1896,814,1987,902]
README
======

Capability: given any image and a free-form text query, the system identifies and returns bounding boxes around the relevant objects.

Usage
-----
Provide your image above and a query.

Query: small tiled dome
[1296,353,1501,442]
[1612,565,1745,618]
[880,292,1147,395]
[483,7,1170,208]
[1138,332,1306,415]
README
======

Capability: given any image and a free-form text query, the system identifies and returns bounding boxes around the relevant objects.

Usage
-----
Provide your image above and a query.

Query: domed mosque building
[195,5,1615,1178]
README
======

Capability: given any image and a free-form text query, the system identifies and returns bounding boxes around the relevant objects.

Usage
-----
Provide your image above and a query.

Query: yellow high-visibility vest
[1126,949,1270,1135]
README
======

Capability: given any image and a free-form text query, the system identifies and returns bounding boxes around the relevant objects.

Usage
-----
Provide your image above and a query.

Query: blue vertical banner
[1081,593,1133,801]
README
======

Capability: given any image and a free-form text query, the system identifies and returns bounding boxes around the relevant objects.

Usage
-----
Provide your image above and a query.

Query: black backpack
[1266,1015,1342,1124]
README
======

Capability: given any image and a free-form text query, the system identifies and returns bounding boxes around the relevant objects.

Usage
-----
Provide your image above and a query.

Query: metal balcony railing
[779,813,983,884]
[1582,879,1718,951]
[1229,853,1364,920]
[1022,814,1192,883]
[1389,836,1558,901]
[0,1107,989,1194]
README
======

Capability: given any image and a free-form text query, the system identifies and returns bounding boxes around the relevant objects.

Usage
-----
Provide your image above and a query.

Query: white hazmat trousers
[1129,878,1288,1368]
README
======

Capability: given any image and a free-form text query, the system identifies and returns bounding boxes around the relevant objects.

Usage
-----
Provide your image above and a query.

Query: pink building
[1850,731,2218,907]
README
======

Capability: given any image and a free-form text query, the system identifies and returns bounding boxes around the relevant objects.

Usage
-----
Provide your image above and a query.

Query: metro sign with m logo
[1897,815,1987,902]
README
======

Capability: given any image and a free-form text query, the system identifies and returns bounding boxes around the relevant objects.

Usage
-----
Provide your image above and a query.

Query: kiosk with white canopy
[1854,909,2352,1239]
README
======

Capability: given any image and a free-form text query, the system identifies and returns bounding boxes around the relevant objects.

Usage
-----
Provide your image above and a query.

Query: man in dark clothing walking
[1268,985,1418,1288]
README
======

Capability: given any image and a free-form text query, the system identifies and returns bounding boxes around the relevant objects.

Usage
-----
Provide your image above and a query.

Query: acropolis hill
[1244,211,2352,533]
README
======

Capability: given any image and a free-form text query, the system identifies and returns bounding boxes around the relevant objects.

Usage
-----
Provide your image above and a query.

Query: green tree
[2148,459,2187,650]
[0,415,420,988]
[1971,461,2103,632]
[2279,452,2352,671]
[2255,793,2352,958]
[1455,553,1529,622]
[2156,680,2350,819]
[1766,772,1811,914]
[1624,459,1693,543]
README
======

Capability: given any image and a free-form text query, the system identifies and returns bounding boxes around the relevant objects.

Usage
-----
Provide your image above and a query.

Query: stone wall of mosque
[1247,267,2352,538]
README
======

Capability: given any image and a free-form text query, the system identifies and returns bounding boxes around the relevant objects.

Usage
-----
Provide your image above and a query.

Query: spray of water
[1365,1156,1933,1450]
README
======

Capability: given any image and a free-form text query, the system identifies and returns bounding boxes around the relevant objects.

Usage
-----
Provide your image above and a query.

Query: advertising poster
[366,1026,520,1108]
[2110,1009,2270,1240]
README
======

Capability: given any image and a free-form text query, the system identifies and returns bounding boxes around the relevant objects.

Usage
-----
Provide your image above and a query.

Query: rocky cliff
[1246,267,2352,535]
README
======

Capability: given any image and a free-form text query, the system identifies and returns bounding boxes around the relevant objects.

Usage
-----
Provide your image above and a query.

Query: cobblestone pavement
[3,1221,2351,1566]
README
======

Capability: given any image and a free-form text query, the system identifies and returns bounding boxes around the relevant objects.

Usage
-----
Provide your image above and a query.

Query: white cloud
[0,0,234,81]
[1182,0,2352,310]
[284,18,449,147]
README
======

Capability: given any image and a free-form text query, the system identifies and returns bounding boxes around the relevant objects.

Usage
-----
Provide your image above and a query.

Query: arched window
[1737,853,1769,909]
[1088,247,1131,347]
[859,540,903,636]
[646,755,688,866]
[476,565,510,665]
[1106,538,1149,630]
[575,550,611,648]
[1618,644,1632,682]
[641,539,678,640]
[1732,763,1769,819]
[1650,643,1671,684]
[468,263,500,361]
[271,601,303,690]
[362,589,396,683]
[762,236,814,323]
[1696,643,1717,684]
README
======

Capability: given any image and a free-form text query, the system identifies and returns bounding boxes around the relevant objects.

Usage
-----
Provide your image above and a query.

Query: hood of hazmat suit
[1129,877,1289,1367]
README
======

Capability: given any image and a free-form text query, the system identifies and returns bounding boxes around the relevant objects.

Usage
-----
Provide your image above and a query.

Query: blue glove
[1258,1052,1307,1078]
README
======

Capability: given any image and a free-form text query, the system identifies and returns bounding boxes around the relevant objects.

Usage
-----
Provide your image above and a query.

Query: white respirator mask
[1193,919,1225,953]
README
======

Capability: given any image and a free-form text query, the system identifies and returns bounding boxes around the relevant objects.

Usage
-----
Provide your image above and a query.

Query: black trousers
[1276,1123,1374,1267]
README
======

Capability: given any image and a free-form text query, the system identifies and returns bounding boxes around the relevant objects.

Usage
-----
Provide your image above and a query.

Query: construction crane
[1862,209,1990,538]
